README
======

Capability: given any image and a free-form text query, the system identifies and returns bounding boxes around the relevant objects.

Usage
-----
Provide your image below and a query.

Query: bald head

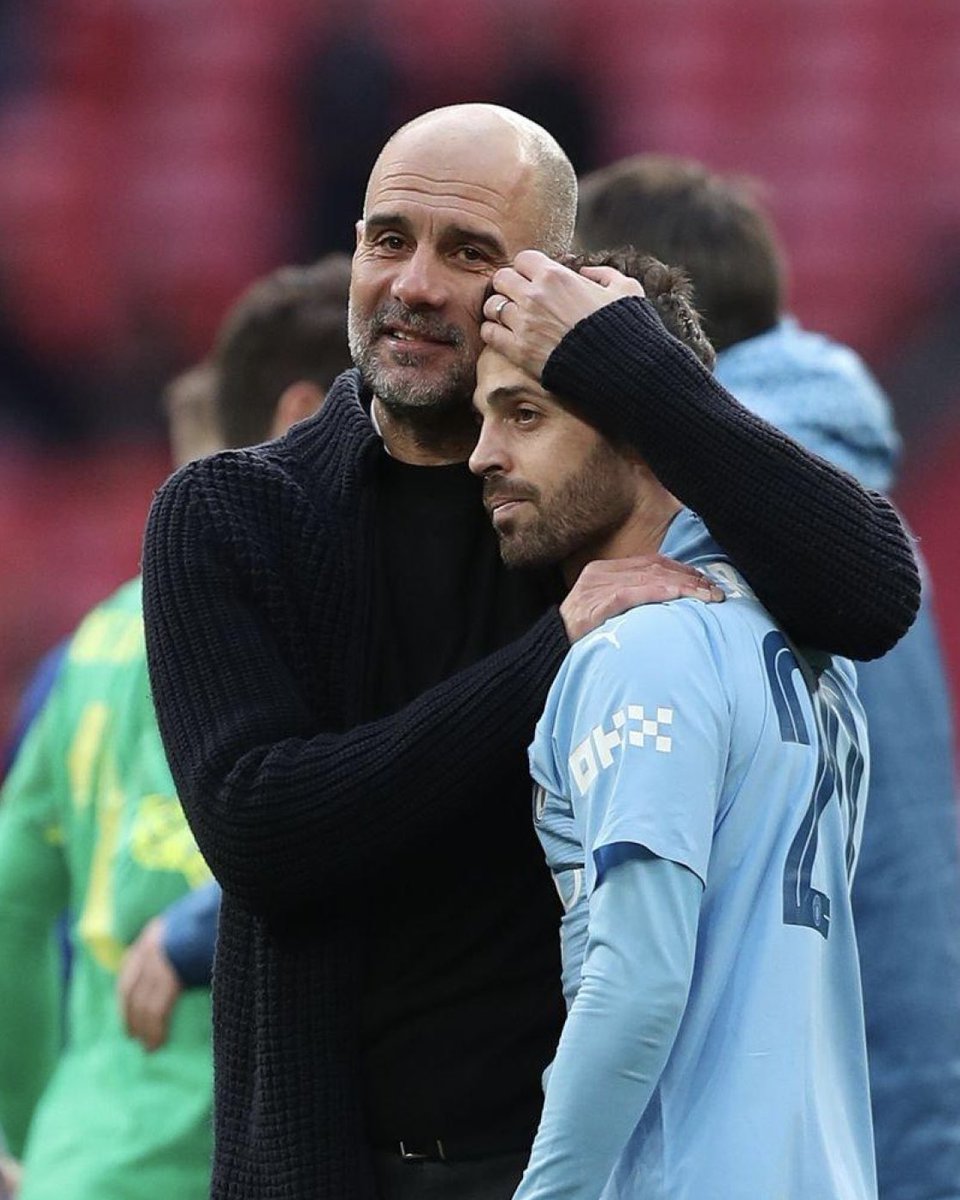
[365,104,577,258]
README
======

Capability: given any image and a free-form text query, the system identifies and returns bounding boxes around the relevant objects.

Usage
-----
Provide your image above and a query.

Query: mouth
[486,496,534,525]
[383,325,453,353]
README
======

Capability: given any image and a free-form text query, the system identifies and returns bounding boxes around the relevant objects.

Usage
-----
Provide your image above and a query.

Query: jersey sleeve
[161,881,221,988]
[550,603,730,894]
[514,848,701,1200]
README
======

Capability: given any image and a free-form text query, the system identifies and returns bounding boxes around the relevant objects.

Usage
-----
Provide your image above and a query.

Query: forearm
[144,477,569,912]
[543,298,920,659]
[515,850,700,1200]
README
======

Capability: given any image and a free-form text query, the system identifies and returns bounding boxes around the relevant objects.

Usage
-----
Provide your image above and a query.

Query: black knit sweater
[143,299,919,1200]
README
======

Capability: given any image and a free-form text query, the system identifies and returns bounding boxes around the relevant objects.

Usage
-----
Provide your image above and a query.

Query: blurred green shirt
[0,578,213,1200]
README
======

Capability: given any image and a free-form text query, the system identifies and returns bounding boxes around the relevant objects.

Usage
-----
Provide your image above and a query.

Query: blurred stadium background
[0,0,957,746]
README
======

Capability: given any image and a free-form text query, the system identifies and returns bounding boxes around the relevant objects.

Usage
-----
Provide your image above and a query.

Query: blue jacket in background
[718,318,960,1200]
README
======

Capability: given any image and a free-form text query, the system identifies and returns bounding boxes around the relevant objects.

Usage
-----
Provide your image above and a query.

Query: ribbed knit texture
[543,297,920,660]
[143,301,920,1198]
[143,371,570,1200]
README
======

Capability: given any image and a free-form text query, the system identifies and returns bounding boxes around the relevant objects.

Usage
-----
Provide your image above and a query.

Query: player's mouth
[484,489,538,526]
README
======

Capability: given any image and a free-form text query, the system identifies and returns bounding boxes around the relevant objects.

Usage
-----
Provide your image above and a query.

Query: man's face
[349,123,542,417]
[469,349,638,571]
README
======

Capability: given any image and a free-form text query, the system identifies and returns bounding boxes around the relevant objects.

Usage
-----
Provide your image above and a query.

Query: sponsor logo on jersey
[569,705,674,795]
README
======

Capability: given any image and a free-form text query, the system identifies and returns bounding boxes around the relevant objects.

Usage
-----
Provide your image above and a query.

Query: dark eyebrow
[364,212,507,261]
[364,211,413,238]
[442,224,507,260]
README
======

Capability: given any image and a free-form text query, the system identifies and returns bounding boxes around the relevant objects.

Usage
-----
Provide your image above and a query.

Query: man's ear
[270,382,326,439]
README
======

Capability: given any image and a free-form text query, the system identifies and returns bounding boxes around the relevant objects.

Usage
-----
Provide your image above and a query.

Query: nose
[468,415,509,477]
[391,245,448,310]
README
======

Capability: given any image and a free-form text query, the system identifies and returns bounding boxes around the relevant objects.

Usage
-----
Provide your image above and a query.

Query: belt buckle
[399,1139,446,1162]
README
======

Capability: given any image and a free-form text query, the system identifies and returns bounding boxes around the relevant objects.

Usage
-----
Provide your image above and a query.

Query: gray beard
[348,301,475,417]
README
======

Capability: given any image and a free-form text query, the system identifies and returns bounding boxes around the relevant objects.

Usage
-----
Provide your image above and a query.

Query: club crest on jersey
[569,705,674,796]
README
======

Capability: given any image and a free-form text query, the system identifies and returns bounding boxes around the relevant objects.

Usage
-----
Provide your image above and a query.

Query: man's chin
[371,366,474,416]
[497,533,557,572]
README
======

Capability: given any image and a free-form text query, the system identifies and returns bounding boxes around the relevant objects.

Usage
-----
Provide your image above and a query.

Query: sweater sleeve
[143,459,571,916]
[542,298,920,660]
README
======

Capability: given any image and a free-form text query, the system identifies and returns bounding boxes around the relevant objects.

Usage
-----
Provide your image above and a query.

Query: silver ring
[494,296,511,323]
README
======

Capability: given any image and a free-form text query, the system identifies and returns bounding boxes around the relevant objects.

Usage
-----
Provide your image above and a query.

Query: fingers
[579,554,719,591]
[486,267,528,309]
[579,265,645,297]
[123,967,178,1051]
[511,248,554,280]
[116,921,181,1052]
[482,292,519,327]
[560,555,725,643]
[0,1154,22,1196]
[117,947,141,1033]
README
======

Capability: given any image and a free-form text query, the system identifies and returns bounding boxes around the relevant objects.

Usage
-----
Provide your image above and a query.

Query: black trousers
[373,1149,528,1200]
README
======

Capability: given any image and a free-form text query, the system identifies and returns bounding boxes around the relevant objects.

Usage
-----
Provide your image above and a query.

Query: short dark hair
[576,156,784,353]
[213,254,353,448]
[564,247,716,370]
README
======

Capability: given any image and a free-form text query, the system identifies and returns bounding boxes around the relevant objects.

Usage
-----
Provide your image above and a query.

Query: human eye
[454,244,491,267]
[513,404,542,427]
[373,231,407,253]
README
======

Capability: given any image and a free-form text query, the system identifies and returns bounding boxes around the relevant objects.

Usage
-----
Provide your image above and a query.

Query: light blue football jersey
[529,509,876,1199]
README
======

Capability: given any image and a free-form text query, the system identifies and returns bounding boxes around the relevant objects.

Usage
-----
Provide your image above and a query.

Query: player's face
[469,349,638,570]
[349,125,543,417]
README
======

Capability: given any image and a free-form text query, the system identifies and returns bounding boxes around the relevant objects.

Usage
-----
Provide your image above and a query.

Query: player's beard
[484,440,636,571]
[348,298,476,418]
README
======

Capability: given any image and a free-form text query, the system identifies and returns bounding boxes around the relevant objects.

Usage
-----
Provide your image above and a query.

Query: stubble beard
[348,299,476,420]
[490,443,636,571]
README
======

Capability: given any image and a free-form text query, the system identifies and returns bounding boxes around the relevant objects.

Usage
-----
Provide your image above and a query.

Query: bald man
[143,105,918,1200]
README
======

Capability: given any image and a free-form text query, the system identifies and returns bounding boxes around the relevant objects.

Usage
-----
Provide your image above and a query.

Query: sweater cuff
[542,296,730,446]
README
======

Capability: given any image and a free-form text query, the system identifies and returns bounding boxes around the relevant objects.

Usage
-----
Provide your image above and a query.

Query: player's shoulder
[576,569,768,659]
[560,601,728,712]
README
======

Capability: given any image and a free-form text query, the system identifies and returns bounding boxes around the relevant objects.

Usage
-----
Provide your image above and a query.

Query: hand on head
[481,250,645,379]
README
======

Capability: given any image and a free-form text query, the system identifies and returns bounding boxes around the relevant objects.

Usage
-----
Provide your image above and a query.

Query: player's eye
[455,245,487,265]
[514,406,541,427]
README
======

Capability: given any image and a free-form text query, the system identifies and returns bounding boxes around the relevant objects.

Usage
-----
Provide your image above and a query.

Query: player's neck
[373,396,477,466]
[561,495,683,589]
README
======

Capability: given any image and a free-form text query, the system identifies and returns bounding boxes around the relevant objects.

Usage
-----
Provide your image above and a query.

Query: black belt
[378,1131,528,1163]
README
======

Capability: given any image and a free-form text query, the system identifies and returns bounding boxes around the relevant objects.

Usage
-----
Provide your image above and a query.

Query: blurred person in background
[143,103,919,1200]
[0,253,353,1200]
[575,153,960,1200]
[0,361,220,1200]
